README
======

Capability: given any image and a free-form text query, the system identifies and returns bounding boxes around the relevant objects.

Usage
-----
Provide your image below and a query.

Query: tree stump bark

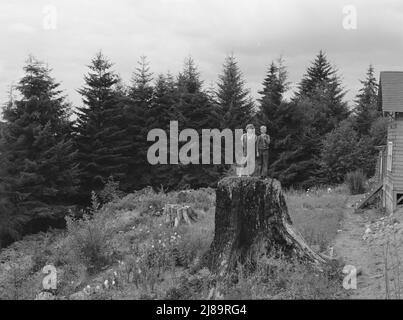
[163,204,197,228]
[205,176,327,274]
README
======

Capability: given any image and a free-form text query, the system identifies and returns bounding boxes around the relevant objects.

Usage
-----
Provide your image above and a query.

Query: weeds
[0,185,346,300]
[345,170,366,195]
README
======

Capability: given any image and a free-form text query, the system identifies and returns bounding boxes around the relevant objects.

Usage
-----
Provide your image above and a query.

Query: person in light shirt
[239,123,257,176]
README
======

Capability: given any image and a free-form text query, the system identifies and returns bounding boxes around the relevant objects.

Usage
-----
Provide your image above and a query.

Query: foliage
[354,65,380,136]
[216,54,254,130]
[320,119,375,183]
[64,195,113,274]
[75,51,130,197]
[97,176,124,204]
[0,56,79,243]
[345,170,366,195]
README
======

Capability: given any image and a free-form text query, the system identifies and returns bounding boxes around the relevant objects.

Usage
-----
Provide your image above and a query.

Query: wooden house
[379,71,403,213]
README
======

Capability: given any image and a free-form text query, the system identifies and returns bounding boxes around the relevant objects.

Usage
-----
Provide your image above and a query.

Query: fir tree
[256,58,290,175]
[284,51,350,186]
[0,56,78,234]
[296,50,349,134]
[170,58,221,189]
[216,54,254,130]
[269,100,319,188]
[123,56,154,190]
[147,74,177,190]
[177,56,203,94]
[354,65,380,136]
[75,52,130,196]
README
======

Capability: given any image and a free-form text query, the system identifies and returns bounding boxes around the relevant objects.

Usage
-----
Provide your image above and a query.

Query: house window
[387,141,393,172]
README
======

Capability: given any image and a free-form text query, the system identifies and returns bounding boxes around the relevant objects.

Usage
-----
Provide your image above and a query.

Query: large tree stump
[206,176,327,274]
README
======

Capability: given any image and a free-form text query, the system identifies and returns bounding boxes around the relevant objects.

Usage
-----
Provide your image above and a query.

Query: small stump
[163,204,197,228]
[205,176,327,274]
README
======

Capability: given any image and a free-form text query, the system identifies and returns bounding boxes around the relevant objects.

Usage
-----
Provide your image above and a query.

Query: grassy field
[287,185,348,252]
[0,184,348,300]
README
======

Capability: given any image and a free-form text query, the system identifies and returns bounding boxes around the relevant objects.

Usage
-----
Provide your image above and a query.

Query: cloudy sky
[1,0,403,110]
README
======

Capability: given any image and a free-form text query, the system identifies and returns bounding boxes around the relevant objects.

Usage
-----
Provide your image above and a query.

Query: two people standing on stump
[240,124,271,177]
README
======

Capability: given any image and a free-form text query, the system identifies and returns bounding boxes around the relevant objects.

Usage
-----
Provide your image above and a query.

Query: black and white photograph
[0,0,403,306]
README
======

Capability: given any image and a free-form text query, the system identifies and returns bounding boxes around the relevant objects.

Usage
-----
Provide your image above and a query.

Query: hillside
[0,185,349,300]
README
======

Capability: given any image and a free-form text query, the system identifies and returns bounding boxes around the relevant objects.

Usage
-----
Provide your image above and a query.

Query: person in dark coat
[256,125,271,177]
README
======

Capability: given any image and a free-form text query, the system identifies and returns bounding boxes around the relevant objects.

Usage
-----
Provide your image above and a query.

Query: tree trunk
[205,176,327,274]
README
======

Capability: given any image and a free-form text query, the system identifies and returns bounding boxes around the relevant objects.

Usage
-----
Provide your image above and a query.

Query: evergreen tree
[177,56,203,94]
[123,56,154,190]
[147,73,177,190]
[258,56,289,109]
[75,52,130,196]
[296,50,349,134]
[269,100,319,188]
[216,54,254,130]
[0,56,78,236]
[256,58,290,172]
[354,65,380,136]
[170,57,221,189]
[283,51,350,187]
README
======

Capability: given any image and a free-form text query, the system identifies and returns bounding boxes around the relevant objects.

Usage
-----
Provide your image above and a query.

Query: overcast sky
[1,0,403,110]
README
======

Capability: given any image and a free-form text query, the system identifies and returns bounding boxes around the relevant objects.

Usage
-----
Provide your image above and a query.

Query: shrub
[186,188,215,211]
[345,170,366,195]
[31,248,52,272]
[64,197,113,274]
[98,176,124,204]
[320,119,375,184]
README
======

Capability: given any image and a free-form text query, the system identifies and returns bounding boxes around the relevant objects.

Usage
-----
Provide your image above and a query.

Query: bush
[98,176,124,204]
[320,119,378,185]
[64,196,113,274]
[345,170,366,195]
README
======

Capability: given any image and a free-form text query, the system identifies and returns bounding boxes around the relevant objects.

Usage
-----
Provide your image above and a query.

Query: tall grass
[286,188,346,251]
[345,170,366,195]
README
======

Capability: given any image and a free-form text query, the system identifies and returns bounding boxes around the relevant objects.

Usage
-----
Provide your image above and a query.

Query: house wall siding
[384,118,403,212]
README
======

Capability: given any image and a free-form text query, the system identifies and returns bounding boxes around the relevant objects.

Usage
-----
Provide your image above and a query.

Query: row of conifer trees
[0,50,386,245]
